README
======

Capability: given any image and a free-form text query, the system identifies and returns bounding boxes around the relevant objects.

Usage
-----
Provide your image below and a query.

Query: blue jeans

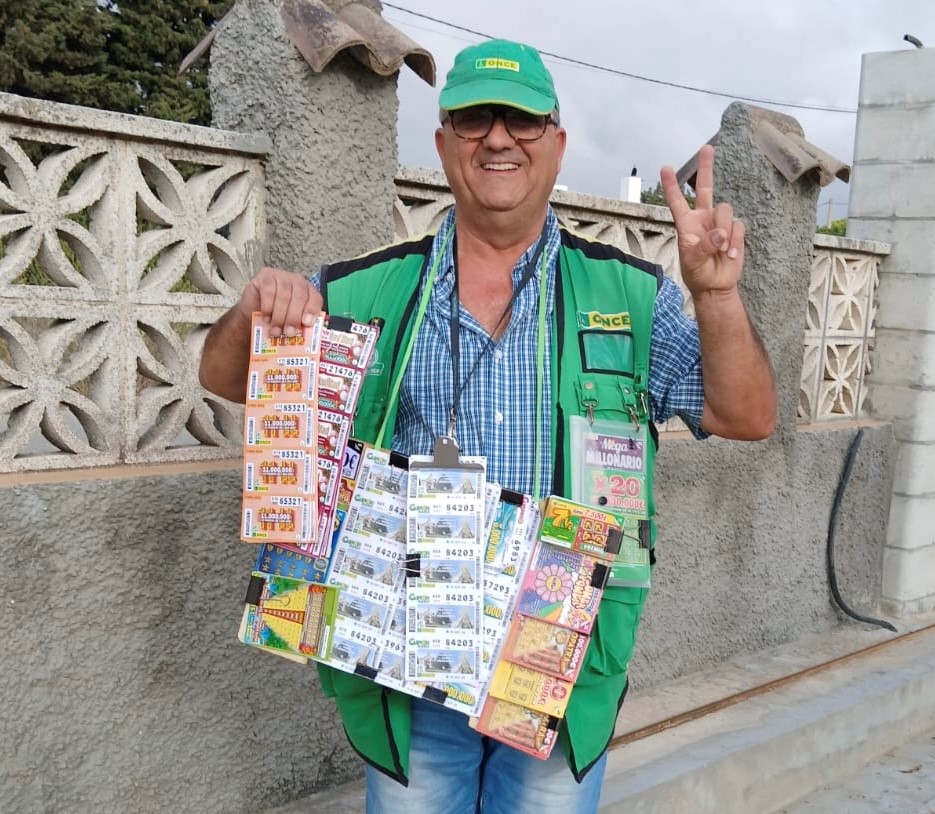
[365,697,606,814]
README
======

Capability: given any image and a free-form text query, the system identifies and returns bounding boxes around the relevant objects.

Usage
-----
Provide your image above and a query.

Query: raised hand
[660,144,745,297]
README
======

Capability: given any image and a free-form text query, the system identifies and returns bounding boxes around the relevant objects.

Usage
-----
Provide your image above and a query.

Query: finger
[713,202,734,252]
[254,269,301,334]
[660,165,691,222]
[244,268,280,329]
[727,218,745,261]
[237,272,263,316]
[282,281,321,336]
[694,144,715,211]
[704,227,732,257]
[698,219,745,263]
[688,222,732,260]
[268,275,292,334]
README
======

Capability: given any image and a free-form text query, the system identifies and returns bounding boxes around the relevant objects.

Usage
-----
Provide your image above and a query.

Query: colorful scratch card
[486,661,573,718]
[472,697,560,760]
[515,542,608,634]
[501,615,588,682]
[538,496,623,560]
[239,572,337,659]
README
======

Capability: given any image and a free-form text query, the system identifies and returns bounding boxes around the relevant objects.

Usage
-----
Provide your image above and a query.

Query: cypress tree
[0,0,233,125]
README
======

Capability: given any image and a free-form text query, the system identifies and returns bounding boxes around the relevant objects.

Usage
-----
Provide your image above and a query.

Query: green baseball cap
[438,39,559,115]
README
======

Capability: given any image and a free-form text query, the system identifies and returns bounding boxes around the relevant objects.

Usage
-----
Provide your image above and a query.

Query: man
[200,38,776,814]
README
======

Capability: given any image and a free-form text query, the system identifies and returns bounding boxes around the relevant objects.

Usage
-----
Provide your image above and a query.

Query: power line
[383,3,858,115]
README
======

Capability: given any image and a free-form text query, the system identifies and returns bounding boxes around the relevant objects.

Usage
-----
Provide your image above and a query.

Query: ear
[554,127,567,174]
[434,127,446,163]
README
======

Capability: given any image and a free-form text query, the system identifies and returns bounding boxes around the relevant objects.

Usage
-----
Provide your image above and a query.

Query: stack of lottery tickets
[470,498,622,758]
[239,456,622,761]
[316,447,536,716]
[235,318,628,761]
[240,312,378,557]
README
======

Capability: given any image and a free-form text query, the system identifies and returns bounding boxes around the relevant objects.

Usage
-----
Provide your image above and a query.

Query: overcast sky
[383,0,934,225]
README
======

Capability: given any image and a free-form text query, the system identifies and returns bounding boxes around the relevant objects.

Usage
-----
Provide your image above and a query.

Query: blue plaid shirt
[314,206,704,496]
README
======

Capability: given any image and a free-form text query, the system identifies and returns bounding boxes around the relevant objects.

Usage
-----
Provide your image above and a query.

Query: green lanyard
[531,254,548,501]
[375,224,550,501]
[374,227,453,450]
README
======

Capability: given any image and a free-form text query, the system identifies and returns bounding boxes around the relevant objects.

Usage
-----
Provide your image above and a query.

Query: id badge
[568,415,651,588]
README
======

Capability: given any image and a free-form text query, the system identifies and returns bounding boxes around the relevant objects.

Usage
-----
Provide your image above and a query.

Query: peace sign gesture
[660,144,745,297]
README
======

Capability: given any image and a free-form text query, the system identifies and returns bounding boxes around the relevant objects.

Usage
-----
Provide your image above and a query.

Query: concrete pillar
[848,47,935,615]
[712,103,822,447]
[208,0,399,273]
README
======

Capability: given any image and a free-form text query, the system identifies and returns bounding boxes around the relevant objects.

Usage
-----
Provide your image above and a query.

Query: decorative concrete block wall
[0,92,267,471]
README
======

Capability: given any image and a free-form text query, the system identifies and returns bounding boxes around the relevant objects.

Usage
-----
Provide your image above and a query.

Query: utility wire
[383,3,858,115]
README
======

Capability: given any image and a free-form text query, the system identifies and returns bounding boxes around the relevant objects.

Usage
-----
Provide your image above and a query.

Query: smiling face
[435,106,566,240]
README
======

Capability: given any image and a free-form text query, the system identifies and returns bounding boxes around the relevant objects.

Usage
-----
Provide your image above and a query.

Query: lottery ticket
[538,496,623,561]
[239,572,337,661]
[246,356,318,403]
[328,631,379,671]
[501,615,588,682]
[329,540,403,592]
[405,455,486,684]
[334,589,393,631]
[317,361,363,415]
[472,697,560,760]
[515,542,608,634]
[249,312,324,358]
[241,493,316,545]
[486,661,573,718]
[406,645,477,683]
[243,403,315,449]
[317,409,351,462]
[253,542,331,584]
[243,449,315,496]
[321,318,379,371]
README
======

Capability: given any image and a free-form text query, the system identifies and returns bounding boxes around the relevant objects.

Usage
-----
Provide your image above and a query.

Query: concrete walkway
[778,727,935,813]
[266,614,935,813]
[600,616,935,812]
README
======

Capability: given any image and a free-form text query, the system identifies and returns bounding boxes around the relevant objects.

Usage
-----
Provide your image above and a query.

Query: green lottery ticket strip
[241,442,624,760]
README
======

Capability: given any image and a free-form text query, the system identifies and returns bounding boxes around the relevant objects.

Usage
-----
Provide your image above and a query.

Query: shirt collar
[432,205,560,290]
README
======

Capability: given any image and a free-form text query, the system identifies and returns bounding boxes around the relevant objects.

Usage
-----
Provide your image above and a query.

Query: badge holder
[568,414,652,589]
[404,436,487,684]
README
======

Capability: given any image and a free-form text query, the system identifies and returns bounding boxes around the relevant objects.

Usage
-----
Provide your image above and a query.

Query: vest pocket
[352,376,387,441]
[584,585,648,677]
[578,329,635,375]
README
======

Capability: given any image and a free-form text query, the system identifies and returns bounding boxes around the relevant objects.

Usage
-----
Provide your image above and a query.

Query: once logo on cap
[475,57,520,72]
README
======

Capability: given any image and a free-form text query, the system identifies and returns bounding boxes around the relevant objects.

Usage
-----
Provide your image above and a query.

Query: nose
[482,114,517,147]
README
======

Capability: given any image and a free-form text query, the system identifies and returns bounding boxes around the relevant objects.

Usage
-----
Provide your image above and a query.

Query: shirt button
[494,411,504,424]
[493,349,503,361]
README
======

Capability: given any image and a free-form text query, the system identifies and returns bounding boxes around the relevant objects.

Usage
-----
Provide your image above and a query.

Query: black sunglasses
[444,105,559,142]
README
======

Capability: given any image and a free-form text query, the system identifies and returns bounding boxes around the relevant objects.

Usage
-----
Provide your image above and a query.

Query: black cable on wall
[827,428,897,633]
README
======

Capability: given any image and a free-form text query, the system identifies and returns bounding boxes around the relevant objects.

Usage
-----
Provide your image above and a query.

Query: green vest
[316,226,661,783]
